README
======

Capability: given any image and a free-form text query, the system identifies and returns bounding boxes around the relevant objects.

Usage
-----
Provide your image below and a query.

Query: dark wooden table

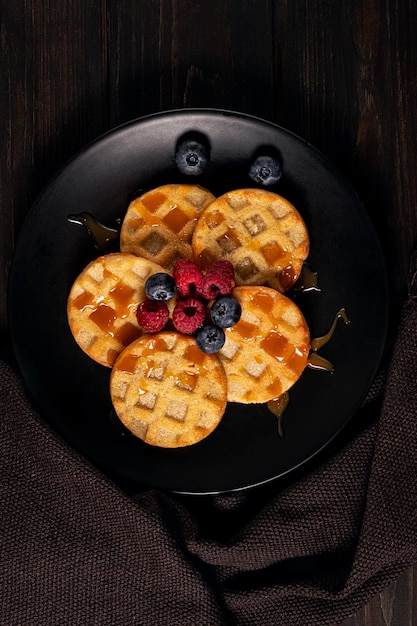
[1,1,416,623]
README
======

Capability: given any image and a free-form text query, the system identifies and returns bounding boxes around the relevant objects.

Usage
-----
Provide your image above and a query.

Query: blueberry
[195,324,225,354]
[210,295,241,328]
[249,155,282,186]
[175,140,209,176]
[145,273,177,301]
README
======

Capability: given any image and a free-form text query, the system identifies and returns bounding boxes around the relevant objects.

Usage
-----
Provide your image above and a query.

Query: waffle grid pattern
[110,333,227,447]
[67,254,167,367]
[192,189,309,291]
[120,184,216,270]
[219,286,310,403]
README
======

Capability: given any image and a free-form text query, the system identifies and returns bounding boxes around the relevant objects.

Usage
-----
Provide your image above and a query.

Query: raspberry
[173,259,203,298]
[200,260,235,300]
[172,297,206,334]
[136,299,169,333]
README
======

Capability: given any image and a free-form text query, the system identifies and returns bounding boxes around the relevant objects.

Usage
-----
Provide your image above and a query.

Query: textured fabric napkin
[1,259,417,626]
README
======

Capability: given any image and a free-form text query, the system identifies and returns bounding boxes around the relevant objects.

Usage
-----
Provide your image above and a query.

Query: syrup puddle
[267,308,350,436]
[67,212,120,253]
[294,262,320,293]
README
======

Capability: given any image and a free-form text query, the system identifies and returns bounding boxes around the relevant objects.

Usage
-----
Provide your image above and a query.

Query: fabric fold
[0,271,416,624]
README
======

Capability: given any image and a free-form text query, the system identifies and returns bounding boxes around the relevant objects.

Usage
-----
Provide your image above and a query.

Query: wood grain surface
[1,1,416,623]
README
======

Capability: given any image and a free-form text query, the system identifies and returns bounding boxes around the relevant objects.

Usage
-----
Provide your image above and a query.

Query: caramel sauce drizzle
[162,205,191,233]
[68,212,347,439]
[307,352,334,372]
[267,392,289,438]
[267,307,350,434]
[141,190,166,213]
[118,339,211,398]
[68,212,119,253]
[294,263,320,293]
[307,308,350,372]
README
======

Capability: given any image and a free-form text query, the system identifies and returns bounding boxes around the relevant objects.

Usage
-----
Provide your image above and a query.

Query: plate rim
[8,108,389,494]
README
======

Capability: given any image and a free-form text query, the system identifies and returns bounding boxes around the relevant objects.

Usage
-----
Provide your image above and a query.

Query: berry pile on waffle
[68,183,311,447]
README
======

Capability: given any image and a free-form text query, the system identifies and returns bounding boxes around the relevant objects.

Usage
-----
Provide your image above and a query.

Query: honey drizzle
[294,263,320,293]
[163,205,193,233]
[68,212,119,252]
[141,191,166,213]
[109,283,135,318]
[68,210,346,435]
[278,263,296,292]
[310,308,350,352]
[307,308,350,371]
[267,392,289,438]
[307,352,334,373]
[267,308,350,431]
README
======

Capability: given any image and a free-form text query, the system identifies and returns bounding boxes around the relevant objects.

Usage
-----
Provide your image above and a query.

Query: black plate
[8,109,388,494]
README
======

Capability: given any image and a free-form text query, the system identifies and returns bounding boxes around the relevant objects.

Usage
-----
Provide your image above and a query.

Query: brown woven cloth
[1,267,417,625]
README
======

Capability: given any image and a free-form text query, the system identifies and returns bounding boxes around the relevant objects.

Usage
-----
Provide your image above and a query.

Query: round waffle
[120,184,216,270]
[192,188,309,292]
[67,253,170,368]
[218,286,310,403]
[110,332,227,448]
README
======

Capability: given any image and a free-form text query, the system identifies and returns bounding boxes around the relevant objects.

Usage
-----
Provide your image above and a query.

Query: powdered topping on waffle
[218,286,310,403]
[67,253,172,368]
[110,332,227,447]
[191,188,309,292]
[120,184,216,270]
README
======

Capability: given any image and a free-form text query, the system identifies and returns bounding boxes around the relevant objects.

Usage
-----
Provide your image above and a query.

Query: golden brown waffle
[110,332,227,447]
[120,184,216,270]
[218,286,310,403]
[192,188,309,292]
[67,253,171,368]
